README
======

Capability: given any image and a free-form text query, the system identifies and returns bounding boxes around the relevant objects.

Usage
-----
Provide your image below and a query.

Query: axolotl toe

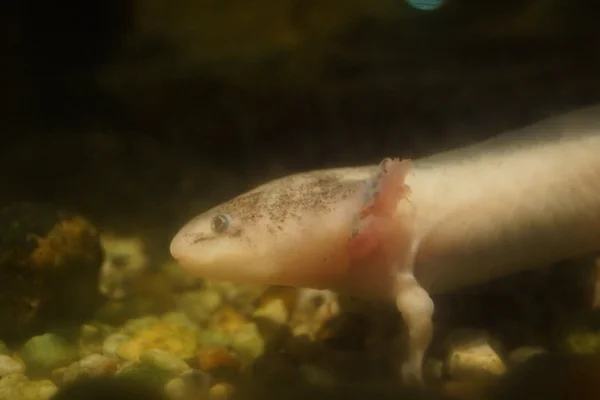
[170,104,600,384]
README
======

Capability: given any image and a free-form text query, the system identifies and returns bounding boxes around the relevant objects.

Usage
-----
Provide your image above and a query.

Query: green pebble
[20,333,77,377]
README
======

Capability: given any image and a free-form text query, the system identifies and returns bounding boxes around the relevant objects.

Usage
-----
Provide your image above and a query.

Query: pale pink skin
[170,104,600,384]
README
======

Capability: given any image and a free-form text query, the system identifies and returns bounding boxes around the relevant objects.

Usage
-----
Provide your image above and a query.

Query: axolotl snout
[170,104,600,384]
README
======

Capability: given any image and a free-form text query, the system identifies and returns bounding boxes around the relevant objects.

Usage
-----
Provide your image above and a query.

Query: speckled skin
[171,104,600,385]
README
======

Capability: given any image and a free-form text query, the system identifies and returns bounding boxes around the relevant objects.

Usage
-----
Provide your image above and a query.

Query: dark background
[1,0,599,253]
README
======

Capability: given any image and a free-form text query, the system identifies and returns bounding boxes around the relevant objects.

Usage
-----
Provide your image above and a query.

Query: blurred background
[1,0,599,248]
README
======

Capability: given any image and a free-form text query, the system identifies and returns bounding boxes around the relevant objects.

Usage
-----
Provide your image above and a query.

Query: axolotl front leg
[348,158,434,385]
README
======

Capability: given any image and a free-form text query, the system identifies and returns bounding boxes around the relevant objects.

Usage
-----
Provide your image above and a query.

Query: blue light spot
[406,0,444,11]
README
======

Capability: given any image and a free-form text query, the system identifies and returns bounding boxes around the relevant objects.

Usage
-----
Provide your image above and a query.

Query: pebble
[445,329,506,381]
[211,307,248,334]
[116,321,198,361]
[507,346,548,367]
[176,290,223,325]
[253,297,289,326]
[161,312,198,330]
[0,355,25,377]
[204,281,264,308]
[229,322,265,361]
[207,382,235,400]
[55,353,118,384]
[0,373,57,400]
[164,369,212,400]
[102,333,130,358]
[122,316,161,334]
[20,380,58,400]
[196,346,242,377]
[20,334,77,377]
[117,362,177,389]
[164,377,188,400]
[196,330,231,349]
[563,330,600,354]
[140,349,190,375]
[78,323,114,356]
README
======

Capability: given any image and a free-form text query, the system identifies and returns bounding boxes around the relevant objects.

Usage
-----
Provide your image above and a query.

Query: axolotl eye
[211,213,231,234]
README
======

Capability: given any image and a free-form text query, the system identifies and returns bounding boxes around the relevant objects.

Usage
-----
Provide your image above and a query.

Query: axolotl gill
[170,104,600,384]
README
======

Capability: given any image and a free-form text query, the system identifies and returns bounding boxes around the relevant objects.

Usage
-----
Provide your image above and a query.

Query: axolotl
[170,104,600,384]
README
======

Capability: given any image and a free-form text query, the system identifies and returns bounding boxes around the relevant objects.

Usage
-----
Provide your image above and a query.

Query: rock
[252,296,290,342]
[20,333,78,378]
[55,354,118,385]
[164,377,187,400]
[203,282,265,313]
[200,309,264,364]
[253,296,289,326]
[0,341,9,355]
[117,362,178,390]
[98,235,149,300]
[20,380,58,400]
[195,330,231,349]
[0,202,104,343]
[507,346,547,367]
[78,323,114,356]
[102,333,130,358]
[445,329,506,381]
[180,369,212,392]
[161,312,197,330]
[0,373,28,400]
[79,324,102,344]
[0,354,25,377]
[176,290,222,326]
[115,321,198,361]
[207,383,235,400]
[294,289,341,326]
[210,308,248,334]
[164,370,212,400]
[0,373,57,400]
[164,377,188,400]
[196,346,242,380]
[123,316,162,333]
[139,349,190,375]
[229,322,265,361]
[562,330,600,354]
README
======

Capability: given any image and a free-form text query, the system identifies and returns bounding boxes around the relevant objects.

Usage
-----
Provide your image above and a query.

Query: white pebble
[445,329,506,381]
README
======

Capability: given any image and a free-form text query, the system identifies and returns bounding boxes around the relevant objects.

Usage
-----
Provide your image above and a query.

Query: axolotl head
[169,169,373,288]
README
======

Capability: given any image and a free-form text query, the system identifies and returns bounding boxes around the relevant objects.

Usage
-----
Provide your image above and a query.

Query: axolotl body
[170,104,600,384]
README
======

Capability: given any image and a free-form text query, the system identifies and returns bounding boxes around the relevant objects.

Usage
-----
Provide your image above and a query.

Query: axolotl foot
[348,157,434,385]
[396,271,434,385]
